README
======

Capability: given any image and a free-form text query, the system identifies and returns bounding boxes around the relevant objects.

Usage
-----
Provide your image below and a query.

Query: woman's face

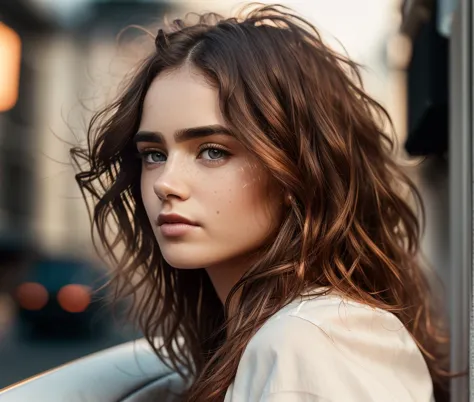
[136,66,284,270]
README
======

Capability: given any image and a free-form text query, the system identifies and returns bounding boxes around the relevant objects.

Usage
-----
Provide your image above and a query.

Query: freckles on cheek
[208,162,267,216]
[211,187,234,211]
[239,163,267,198]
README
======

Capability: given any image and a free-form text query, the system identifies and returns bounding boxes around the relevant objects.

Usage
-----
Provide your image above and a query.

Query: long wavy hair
[71,4,449,401]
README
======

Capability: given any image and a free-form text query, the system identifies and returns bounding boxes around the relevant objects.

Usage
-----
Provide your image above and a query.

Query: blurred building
[399,1,471,401]
[0,0,172,261]
[0,0,173,387]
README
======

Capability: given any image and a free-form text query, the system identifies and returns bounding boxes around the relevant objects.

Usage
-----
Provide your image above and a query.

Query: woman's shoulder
[228,291,434,401]
[252,291,414,348]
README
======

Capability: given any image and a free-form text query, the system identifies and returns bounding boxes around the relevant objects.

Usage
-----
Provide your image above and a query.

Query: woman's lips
[157,213,199,237]
[159,223,198,237]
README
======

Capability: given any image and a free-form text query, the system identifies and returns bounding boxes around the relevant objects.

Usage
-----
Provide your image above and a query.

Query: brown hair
[71,4,449,401]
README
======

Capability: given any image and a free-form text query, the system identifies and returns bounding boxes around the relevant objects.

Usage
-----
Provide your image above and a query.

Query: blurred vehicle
[11,255,111,338]
[0,338,183,401]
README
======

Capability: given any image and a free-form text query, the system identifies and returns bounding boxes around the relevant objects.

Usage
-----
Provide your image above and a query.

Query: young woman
[72,4,449,401]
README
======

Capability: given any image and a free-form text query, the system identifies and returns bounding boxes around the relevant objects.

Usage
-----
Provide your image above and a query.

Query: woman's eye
[140,151,166,164]
[199,147,228,161]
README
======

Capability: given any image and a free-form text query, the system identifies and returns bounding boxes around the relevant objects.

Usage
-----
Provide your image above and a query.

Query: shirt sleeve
[224,306,434,402]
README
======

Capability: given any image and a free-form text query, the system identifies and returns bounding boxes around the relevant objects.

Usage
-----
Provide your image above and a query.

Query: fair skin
[136,65,284,304]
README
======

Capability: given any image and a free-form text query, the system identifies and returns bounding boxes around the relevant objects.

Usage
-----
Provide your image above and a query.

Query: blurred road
[0,314,140,389]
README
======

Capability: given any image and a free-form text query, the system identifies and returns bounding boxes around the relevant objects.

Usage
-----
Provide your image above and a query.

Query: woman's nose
[152,159,191,202]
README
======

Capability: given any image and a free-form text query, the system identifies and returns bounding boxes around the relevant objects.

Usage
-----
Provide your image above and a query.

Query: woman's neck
[205,263,244,306]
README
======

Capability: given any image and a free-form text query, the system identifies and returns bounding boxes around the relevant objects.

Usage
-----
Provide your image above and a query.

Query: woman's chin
[161,253,206,270]
[167,261,203,270]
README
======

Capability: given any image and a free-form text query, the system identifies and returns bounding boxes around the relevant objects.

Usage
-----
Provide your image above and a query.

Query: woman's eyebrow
[134,124,233,145]
[174,124,234,142]
[134,131,164,145]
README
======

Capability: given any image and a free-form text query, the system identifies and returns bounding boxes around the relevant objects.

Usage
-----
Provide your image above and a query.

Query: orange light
[16,282,49,311]
[0,22,21,112]
[57,284,91,313]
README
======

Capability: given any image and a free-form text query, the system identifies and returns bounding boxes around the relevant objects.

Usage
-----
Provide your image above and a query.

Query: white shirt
[224,292,434,402]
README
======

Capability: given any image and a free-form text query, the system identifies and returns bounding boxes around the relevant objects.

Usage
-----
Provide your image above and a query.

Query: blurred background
[0,0,470,400]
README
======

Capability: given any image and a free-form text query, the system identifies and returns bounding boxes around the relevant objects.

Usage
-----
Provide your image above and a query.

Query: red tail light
[16,282,49,311]
[57,284,91,313]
